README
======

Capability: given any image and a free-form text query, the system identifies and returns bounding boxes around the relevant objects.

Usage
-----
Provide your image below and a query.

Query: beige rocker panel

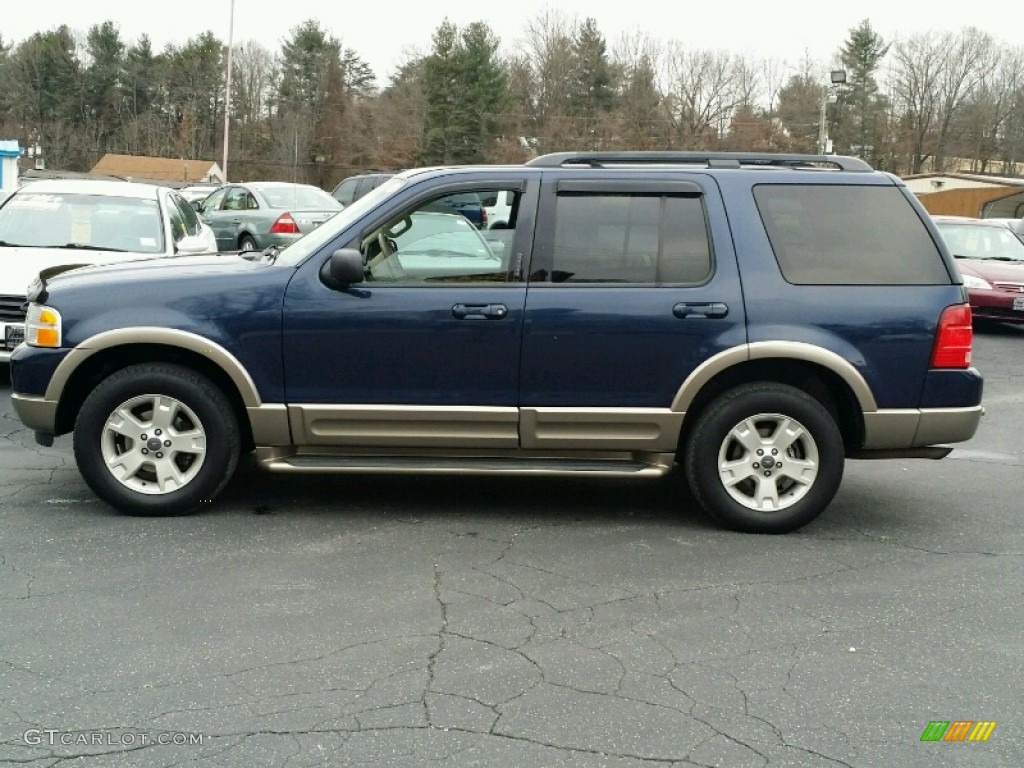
[289,404,521,448]
[520,408,684,451]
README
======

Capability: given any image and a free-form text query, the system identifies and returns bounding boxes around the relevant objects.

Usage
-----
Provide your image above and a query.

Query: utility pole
[221,0,235,183]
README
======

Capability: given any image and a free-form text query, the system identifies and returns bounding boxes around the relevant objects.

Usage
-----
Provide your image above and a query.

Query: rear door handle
[673,302,729,319]
[451,303,508,320]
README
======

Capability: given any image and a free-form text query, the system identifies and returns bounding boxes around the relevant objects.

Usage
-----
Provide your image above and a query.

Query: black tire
[684,382,844,534]
[73,363,240,516]
[239,235,258,253]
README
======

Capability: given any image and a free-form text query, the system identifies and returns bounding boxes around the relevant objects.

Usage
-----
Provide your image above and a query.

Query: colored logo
[921,721,996,742]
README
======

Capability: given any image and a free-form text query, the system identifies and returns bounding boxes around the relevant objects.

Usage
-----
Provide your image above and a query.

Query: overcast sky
[4,1,1013,84]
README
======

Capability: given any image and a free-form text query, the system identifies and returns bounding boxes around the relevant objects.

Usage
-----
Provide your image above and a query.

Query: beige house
[904,172,1024,219]
[90,154,224,185]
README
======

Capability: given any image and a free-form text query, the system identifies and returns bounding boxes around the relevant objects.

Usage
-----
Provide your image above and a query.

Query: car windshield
[936,223,1024,262]
[275,176,408,266]
[256,185,343,210]
[0,192,164,254]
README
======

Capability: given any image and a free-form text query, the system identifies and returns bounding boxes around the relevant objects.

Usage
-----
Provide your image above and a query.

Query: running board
[260,453,675,477]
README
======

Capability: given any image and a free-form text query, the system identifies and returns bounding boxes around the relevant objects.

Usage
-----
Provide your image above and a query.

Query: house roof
[90,154,219,183]
[902,171,1024,187]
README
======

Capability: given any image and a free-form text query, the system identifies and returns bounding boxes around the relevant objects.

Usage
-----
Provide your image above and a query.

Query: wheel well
[677,359,864,456]
[238,232,256,247]
[54,344,255,453]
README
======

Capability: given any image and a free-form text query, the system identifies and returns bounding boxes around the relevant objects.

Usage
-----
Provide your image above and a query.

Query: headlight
[25,304,62,348]
[961,274,992,290]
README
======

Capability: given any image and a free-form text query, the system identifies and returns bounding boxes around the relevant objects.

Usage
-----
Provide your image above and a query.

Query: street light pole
[221,0,235,183]
[817,69,847,156]
[817,96,828,156]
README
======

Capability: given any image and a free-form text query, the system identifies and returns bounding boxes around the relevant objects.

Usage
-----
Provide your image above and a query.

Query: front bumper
[11,392,58,434]
[968,288,1024,323]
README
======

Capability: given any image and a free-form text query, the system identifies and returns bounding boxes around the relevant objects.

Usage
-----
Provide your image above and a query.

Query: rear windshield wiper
[0,240,38,247]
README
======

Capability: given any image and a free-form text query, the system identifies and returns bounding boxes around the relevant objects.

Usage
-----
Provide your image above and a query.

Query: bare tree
[611,31,664,149]
[660,44,751,149]
[890,32,945,173]
[521,8,578,150]
[933,28,990,170]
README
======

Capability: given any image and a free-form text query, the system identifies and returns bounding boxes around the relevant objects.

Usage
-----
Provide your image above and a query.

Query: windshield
[256,185,343,210]
[0,192,164,254]
[275,176,408,266]
[935,223,1024,262]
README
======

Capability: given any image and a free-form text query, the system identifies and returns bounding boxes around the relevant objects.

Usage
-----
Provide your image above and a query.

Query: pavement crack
[424,560,448,720]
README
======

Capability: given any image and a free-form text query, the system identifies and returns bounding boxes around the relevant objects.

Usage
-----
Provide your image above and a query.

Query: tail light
[931,304,973,368]
[270,213,299,234]
[481,208,488,228]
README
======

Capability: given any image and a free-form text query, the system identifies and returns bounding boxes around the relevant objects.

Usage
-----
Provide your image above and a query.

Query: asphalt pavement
[1,323,1022,767]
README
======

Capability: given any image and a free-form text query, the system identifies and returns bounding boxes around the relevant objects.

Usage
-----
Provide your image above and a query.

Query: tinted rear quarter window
[753,185,951,285]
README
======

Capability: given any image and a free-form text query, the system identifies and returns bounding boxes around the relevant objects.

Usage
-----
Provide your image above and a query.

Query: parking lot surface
[1,324,1022,767]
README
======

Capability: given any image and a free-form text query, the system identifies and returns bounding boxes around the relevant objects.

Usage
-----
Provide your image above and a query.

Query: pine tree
[835,19,890,162]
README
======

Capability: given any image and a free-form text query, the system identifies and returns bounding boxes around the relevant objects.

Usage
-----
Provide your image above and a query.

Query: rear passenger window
[545,194,712,284]
[754,185,951,285]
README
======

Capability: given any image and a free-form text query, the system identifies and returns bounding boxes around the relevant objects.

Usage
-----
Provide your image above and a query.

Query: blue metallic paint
[919,369,984,409]
[26,255,293,403]
[10,164,983,432]
[713,171,969,409]
[9,346,70,396]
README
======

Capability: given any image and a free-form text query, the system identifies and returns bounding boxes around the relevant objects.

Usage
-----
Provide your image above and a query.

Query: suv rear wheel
[684,382,844,533]
[73,363,240,516]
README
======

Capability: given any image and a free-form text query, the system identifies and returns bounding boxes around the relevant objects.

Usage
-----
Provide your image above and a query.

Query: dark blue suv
[9,152,984,533]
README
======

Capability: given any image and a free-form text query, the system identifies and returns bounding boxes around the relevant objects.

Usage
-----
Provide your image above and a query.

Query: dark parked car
[10,151,983,534]
[933,215,1024,324]
[198,182,342,252]
[330,172,395,206]
[421,191,486,228]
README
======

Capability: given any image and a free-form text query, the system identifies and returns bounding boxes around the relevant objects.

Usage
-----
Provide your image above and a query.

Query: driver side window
[360,189,522,284]
[201,187,228,212]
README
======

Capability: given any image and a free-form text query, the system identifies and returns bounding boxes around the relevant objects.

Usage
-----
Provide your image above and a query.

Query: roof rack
[525,151,873,172]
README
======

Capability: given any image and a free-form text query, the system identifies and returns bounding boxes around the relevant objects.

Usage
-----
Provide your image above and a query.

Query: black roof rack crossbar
[525,151,873,172]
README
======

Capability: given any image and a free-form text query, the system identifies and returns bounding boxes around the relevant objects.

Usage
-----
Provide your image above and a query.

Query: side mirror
[328,248,365,287]
[176,236,211,255]
[192,200,205,213]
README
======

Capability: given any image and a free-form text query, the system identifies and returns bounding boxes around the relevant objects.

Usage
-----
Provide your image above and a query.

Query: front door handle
[451,303,508,320]
[673,302,729,319]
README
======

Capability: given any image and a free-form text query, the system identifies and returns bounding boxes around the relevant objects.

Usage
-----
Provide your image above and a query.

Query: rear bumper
[861,405,984,452]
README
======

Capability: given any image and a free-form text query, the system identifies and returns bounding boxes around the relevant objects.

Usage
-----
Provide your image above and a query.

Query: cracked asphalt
[1,323,1022,767]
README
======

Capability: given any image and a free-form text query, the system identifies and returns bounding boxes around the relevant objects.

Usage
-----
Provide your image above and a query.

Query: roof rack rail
[525,151,873,172]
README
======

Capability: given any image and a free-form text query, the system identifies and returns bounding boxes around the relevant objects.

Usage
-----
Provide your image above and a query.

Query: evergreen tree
[777,72,823,153]
[83,21,125,149]
[277,20,340,118]
[570,18,616,127]
[835,19,890,162]
[421,20,507,165]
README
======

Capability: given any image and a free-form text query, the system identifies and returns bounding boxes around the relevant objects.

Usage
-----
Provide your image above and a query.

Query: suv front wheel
[73,363,240,516]
[684,382,844,533]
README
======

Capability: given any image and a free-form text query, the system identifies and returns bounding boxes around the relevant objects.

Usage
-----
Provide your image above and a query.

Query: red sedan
[932,216,1024,324]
